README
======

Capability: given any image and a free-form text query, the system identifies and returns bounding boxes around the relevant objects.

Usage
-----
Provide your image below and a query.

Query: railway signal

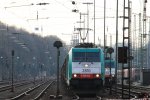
[72,1,76,5]
[11,50,14,92]
[107,47,114,95]
[50,41,63,99]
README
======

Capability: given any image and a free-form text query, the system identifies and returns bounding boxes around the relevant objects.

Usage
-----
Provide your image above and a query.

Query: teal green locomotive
[104,59,116,87]
[61,43,105,89]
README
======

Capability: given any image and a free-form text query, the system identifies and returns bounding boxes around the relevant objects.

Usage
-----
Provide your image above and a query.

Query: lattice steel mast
[121,0,132,99]
[142,0,148,69]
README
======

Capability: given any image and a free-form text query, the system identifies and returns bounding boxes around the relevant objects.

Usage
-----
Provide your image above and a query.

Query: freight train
[61,43,105,90]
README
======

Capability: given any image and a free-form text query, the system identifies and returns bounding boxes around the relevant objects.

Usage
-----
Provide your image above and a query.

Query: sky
[0,0,149,45]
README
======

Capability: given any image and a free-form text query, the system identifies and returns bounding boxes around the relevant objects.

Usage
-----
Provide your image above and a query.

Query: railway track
[10,80,54,100]
[0,81,33,92]
[0,81,10,85]
[67,87,110,100]
[111,84,150,98]
[72,94,102,100]
[0,80,50,99]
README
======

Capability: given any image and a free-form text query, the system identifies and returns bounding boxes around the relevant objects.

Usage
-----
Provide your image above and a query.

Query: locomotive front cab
[70,48,104,89]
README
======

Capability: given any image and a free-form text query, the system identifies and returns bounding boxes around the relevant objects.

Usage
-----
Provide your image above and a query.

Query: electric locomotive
[61,43,105,89]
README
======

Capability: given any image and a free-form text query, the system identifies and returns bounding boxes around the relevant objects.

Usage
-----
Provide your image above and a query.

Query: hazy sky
[0,0,149,45]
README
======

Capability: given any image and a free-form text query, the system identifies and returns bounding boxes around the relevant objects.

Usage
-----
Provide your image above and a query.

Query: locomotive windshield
[73,52,100,62]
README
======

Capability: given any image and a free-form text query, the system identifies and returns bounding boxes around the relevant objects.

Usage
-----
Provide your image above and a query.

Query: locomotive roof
[74,43,96,48]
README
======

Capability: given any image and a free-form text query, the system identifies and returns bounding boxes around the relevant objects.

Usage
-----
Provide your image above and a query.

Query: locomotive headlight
[96,74,100,78]
[84,64,88,67]
[74,74,77,78]
[112,74,115,77]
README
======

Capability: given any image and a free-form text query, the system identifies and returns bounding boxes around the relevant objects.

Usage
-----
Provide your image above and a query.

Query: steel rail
[33,81,54,100]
